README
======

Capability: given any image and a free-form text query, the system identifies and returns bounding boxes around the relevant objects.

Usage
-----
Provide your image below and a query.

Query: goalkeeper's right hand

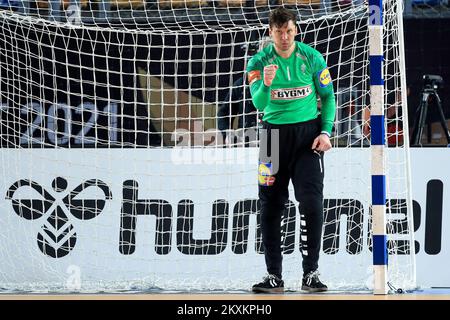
[263,64,278,87]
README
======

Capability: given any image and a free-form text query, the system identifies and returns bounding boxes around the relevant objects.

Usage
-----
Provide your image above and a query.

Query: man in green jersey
[248,7,336,293]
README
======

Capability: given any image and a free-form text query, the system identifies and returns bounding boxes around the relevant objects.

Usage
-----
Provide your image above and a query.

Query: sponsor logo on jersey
[271,86,313,100]
[248,70,261,85]
[317,68,332,88]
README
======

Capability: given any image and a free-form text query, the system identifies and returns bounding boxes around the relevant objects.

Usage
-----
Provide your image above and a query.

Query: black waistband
[262,117,320,129]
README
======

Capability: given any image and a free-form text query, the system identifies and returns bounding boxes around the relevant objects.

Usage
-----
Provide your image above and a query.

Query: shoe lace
[264,274,279,282]
[305,270,320,281]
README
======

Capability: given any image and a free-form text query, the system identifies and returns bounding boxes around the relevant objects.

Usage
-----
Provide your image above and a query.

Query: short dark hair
[269,8,297,29]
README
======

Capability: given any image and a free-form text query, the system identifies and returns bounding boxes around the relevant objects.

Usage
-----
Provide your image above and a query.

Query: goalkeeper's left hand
[311,133,332,152]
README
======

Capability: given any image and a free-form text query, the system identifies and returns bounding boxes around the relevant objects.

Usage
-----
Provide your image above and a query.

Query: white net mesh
[0,0,415,293]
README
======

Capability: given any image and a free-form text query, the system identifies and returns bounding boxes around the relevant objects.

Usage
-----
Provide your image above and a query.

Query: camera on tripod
[423,74,444,90]
[411,74,450,146]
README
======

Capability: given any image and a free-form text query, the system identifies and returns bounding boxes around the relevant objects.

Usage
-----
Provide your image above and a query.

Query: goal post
[0,0,415,293]
[369,0,390,294]
[369,0,416,294]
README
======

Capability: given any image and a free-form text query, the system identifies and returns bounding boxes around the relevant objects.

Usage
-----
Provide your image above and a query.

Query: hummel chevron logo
[5,177,112,258]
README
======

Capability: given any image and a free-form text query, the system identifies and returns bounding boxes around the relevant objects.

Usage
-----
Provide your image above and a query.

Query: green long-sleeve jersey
[247,41,336,135]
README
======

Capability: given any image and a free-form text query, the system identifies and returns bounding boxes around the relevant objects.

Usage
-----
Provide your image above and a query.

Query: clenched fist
[264,64,278,87]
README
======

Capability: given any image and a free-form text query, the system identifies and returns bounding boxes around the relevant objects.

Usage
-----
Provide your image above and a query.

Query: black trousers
[258,118,324,279]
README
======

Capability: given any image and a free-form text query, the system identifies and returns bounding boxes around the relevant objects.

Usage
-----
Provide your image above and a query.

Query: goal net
[0,0,415,293]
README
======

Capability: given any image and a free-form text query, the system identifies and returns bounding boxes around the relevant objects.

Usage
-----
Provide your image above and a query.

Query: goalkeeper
[248,7,336,293]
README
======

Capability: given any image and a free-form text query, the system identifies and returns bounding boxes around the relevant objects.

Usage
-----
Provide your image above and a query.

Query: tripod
[411,86,450,146]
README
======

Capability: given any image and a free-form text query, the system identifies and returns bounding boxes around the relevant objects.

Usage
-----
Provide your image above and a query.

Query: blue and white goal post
[369,0,388,294]
[369,0,388,295]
